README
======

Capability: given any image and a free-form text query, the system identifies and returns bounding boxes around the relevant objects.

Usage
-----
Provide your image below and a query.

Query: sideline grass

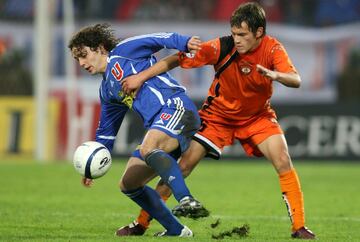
[0,160,359,241]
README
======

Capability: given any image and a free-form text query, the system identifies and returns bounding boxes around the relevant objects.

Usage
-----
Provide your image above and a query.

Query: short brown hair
[230,2,266,36]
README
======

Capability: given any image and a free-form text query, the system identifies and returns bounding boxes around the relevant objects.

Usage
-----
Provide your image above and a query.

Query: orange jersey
[179,35,297,124]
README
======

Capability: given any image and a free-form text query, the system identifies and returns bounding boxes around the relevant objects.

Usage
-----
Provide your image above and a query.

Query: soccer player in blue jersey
[68,23,208,237]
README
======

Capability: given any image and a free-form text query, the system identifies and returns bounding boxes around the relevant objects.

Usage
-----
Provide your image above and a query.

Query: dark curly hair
[68,23,119,56]
[230,2,266,37]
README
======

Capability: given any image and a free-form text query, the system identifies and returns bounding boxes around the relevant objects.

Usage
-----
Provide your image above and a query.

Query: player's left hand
[82,177,93,187]
[187,36,202,54]
[256,64,278,80]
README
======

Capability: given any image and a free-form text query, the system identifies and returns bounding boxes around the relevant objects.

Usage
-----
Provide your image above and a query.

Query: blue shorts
[150,94,200,153]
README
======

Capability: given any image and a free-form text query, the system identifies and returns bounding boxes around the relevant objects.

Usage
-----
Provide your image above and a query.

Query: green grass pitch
[0,159,359,241]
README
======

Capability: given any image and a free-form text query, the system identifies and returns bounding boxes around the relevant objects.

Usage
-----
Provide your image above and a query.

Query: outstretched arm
[119,33,201,59]
[121,54,179,94]
[256,64,301,88]
[121,36,202,94]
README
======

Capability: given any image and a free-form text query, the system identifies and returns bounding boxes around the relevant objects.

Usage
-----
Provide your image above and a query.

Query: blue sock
[144,149,191,202]
[123,186,183,235]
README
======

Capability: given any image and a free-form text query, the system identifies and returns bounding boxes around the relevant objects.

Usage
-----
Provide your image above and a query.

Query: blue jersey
[95,32,200,151]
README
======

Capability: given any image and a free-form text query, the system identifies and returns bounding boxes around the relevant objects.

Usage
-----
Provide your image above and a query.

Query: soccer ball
[73,141,112,179]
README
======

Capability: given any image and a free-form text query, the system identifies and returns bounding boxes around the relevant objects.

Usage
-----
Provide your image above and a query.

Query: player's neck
[99,55,108,73]
[248,37,263,53]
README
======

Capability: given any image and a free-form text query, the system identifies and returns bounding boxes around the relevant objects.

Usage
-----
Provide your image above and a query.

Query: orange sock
[279,168,305,231]
[136,194,171,229]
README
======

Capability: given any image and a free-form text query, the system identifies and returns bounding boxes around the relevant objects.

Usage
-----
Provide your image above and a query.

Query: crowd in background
[1,0,360,27]
[0,0,360,100]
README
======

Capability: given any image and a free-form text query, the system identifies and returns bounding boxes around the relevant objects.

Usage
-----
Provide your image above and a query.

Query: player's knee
[119,177,137,192]
[119,179,127,191]
[274,151,292,173]
[120,181,144,198]
[280,150,291,164]
[140,145,169,162]
[139,146,153,159]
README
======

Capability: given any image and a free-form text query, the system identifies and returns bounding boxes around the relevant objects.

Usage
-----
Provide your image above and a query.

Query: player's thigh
[195,116,235,158]
[235,114,283,157]
[140,129,179,156]
[257,134,293,173]
[141,95,200,157]
[120,156,157,191]
[178,140,207,177]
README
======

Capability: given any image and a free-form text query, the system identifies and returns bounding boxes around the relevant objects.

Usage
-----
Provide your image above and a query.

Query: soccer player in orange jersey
[118,2,315,239]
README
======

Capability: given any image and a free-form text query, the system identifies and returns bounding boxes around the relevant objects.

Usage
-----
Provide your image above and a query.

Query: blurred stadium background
[0,0,359,162]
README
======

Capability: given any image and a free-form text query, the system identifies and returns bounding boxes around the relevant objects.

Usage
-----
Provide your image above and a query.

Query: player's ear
[255,27,264,38]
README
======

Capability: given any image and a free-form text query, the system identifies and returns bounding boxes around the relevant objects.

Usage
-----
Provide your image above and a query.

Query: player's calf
[144,149,192,201]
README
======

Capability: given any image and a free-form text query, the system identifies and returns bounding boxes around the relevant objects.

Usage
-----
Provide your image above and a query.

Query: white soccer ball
[73,141,112,179]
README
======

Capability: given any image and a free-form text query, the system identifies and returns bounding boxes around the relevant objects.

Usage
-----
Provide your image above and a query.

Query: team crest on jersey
[240,65,252,75]
[111,62,123,81]
[185,52,195,58]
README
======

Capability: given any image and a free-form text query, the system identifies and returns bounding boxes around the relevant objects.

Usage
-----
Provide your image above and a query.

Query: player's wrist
[138,70,151,83]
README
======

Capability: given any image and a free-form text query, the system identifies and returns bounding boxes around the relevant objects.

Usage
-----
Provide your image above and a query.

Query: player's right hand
[82,177,93,187]
[187,36,202,54]
[121,75,142,95]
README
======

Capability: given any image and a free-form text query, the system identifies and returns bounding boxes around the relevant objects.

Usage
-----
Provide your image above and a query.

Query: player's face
[231,22,262,54]
[71,46,107,74]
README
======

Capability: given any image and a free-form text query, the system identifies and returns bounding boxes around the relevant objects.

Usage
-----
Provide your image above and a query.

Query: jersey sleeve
[178,38,221,68]
[117,32,190,59]
[95,95,129,152]
[270,43,297,74]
